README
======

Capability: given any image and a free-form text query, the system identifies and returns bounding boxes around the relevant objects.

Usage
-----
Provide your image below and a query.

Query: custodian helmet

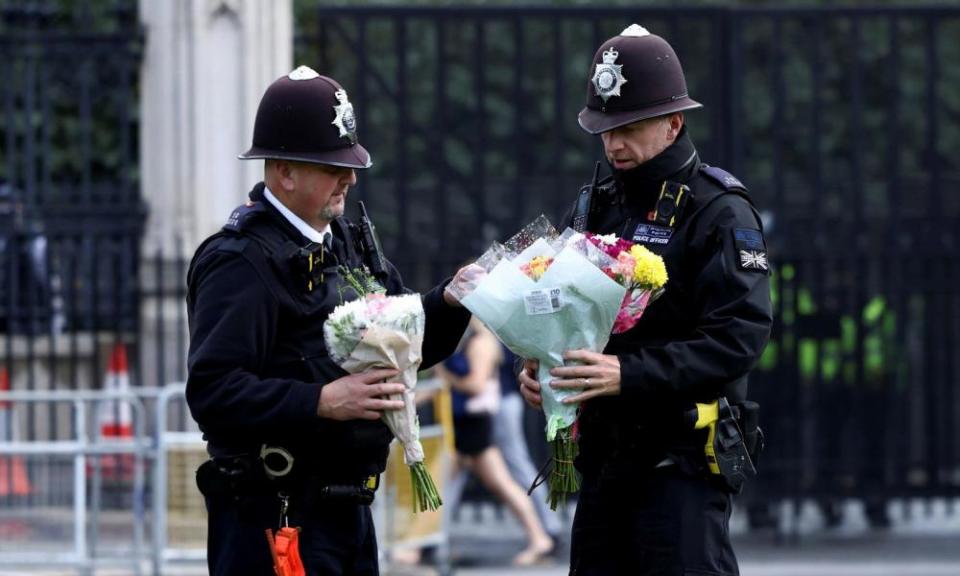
[578,24,702,135]
[239,66,372,169]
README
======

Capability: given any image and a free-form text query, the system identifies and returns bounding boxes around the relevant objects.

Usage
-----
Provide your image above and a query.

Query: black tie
[322,232,333,253]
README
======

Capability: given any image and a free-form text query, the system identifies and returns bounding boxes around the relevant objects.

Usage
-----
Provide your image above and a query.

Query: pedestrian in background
[494,345,564,541]
[442,319,555,566]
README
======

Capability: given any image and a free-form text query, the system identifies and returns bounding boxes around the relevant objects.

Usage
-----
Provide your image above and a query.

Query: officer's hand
[549,350,621,404]
[518,358,543,409]
[317,369,407,421]
[443,263,487,307]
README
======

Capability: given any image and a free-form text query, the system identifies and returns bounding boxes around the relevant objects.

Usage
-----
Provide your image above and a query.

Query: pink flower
[585,232,634,259]
[612,289,652,334]
[612,307,636,334]
[366,293,390,315]
[615,251,637,281]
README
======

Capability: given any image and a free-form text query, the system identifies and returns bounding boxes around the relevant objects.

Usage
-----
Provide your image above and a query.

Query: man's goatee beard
[322,204,344,221]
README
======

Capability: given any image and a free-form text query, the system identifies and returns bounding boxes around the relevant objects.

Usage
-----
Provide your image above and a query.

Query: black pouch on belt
[737,401,764,468]
[196,457,260,502]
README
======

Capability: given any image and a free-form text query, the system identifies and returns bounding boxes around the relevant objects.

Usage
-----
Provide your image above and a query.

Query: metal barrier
[150,383,205,574]
[378,377,454,572]
[0,388,150,574]
[0,384,206,574]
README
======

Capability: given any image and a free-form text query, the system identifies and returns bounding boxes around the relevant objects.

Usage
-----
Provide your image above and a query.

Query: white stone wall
[139,0,293,256]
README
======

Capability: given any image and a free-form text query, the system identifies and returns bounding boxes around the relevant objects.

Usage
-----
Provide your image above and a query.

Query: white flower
[597,233,619,245]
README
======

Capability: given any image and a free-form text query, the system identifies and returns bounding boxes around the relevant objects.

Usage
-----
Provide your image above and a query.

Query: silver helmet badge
[591,47,628,103]
[331,89,358,144]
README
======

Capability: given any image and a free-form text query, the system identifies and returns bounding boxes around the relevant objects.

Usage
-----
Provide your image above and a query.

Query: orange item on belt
[265,526,305,576]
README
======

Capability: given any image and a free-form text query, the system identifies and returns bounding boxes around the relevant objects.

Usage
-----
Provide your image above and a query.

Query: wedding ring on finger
[584,378,591,386]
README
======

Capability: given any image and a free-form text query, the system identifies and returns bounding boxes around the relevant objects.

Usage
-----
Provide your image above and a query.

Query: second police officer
[518,25,773,575]
[186,66,473,575]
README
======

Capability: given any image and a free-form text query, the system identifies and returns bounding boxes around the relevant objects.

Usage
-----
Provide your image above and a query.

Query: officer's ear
[268,159,297,193]
[664,112,684,143]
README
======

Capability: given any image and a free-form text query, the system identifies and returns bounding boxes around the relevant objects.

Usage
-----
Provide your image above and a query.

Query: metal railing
[0,385,205,575]
[0,387,151,573]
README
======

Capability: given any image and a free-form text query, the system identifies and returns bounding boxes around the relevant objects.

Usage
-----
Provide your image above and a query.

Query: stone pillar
[137,0,291,389]
[139,0,293,255]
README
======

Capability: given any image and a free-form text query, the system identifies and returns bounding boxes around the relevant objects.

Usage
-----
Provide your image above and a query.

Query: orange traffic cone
[97,344,134,484]
[0,366,32,497]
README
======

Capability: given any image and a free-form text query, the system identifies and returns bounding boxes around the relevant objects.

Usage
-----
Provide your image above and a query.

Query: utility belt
[196,444,380,506]
[583,398,764,494]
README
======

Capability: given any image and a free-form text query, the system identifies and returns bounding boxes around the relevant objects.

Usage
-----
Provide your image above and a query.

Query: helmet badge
[591,47,627,103]
[332,89,358,144]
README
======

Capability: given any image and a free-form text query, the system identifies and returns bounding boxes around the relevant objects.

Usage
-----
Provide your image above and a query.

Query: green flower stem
[409,461,442,513]
[547,425,580,511]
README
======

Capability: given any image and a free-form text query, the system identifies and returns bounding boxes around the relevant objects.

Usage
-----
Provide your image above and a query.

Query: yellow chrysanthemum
[629,245,668,289]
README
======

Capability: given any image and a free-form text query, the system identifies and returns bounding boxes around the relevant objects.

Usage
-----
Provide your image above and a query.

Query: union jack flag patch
[739,249,768,271]
[733,228,768,273]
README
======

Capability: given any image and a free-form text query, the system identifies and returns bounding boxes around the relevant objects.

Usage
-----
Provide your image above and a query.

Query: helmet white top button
[621,24,651,37]
[288,65,320,81]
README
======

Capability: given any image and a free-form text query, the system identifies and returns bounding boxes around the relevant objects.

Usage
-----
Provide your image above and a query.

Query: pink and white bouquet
[323,273,441,512]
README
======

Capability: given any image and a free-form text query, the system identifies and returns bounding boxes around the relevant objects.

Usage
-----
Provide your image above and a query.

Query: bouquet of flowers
[323,270,442,512]
[448,217,618,508]
[585,232,668,333]
[448,216,667,508]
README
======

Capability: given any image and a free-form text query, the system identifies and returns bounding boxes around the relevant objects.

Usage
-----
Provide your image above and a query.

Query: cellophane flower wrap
[323,272,441,513]
[447,216,629,510]
[586,233,668,333]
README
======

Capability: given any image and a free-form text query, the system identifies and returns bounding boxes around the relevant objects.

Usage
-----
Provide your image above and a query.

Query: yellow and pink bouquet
[586,233,668,333]
[447,216,637,509]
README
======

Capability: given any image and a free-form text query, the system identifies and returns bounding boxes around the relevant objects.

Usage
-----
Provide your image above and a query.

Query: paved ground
[395,533,960,576]
[385,499,960,576]
[2,499,960,575]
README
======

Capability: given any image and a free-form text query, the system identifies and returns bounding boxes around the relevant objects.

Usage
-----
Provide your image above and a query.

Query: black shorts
[453,414,493,456]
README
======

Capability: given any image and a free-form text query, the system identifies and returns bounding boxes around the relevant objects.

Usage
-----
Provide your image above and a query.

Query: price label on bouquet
[524,287,564,315]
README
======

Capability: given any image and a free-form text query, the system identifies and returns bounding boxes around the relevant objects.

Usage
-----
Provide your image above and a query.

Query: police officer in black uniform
[186,66,472,576]
[518,25,773,575]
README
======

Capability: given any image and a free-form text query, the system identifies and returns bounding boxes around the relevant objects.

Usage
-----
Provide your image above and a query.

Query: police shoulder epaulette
[222,200,266,233]
[216,236,250,254]
[700,165,748,194]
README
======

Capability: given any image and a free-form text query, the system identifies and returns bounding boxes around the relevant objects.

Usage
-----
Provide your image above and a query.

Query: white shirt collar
[263,186,332,244]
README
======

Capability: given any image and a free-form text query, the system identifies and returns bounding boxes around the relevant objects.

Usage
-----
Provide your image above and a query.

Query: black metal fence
[1,3,959,523]
[0,1,146,443]
[297,6,960,521]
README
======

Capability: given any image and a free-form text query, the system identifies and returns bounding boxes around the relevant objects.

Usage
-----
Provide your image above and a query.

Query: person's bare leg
[467,447,554,565]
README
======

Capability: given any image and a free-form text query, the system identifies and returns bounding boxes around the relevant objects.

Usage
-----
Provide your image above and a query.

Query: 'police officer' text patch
[733,228,768,272]
[633,223,673,245]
